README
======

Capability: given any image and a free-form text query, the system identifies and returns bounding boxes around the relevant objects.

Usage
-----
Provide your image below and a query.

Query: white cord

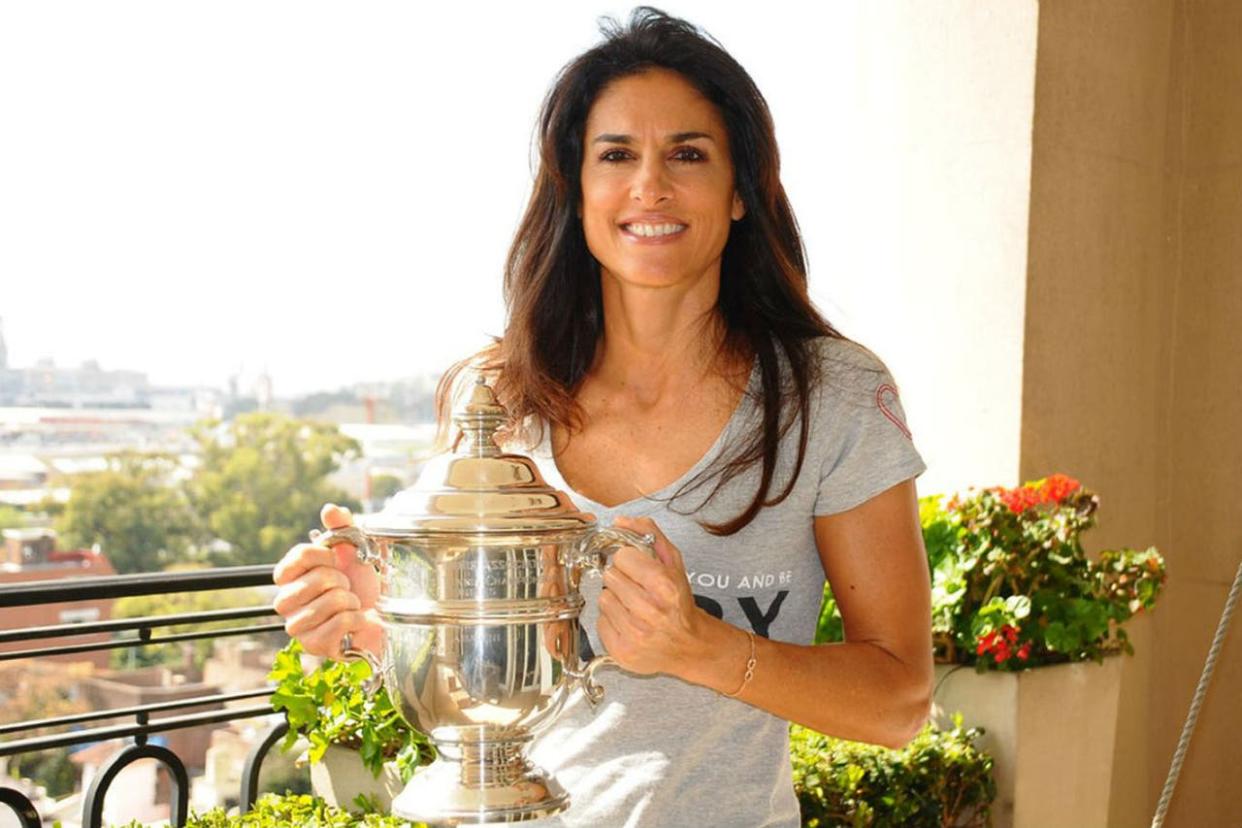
[1151,558,1242,828]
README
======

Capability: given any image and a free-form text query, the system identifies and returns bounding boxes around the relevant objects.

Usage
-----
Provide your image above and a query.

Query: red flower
[976,626,1025,665]
[995,473,1082,513]
[1017,642,1032,661]
[1039,473,1081,505]
[996,487,1037,513]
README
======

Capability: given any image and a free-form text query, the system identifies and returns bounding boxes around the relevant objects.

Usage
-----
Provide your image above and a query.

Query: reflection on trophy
[313,379,653,824]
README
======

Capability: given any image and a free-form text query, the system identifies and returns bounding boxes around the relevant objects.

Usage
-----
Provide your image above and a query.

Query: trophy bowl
[311,379,652,825]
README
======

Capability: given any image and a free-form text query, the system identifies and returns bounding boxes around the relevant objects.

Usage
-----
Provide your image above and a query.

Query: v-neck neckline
[536,357,759,513]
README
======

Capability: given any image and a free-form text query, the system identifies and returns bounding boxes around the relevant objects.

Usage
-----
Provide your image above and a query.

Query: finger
[646,522,684,571]
[316,503,360,570]
[598,586,648,638]
[283,586,362,638]
[596,597,626,655]
[321,503,354,530]
[610,544,665,584]
[273,565,352,616]
[602,565,664,623]
[614,515,681,570]
[273,544,336,586]
[298,608,369,659]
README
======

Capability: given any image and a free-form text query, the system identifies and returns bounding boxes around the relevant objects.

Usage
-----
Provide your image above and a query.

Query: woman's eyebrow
[591,131,717,144]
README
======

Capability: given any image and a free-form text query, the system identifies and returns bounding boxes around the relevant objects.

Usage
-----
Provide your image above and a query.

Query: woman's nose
[630,157,672,205]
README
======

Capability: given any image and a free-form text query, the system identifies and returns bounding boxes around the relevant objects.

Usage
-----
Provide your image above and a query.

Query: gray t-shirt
[512,336,927,828]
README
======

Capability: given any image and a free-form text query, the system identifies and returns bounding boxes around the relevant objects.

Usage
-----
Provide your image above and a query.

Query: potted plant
[820,473,1166,828]
[268,640,435,814]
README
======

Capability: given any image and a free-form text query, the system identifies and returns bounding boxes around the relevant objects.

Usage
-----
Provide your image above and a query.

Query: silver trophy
[312,378,653,824]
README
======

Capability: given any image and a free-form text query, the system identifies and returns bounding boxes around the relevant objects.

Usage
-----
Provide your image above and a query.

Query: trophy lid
[360,377,595,534]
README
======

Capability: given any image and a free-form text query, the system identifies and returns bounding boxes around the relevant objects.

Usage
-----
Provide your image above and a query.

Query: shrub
[791,716,995,827]
[117,792,425,827]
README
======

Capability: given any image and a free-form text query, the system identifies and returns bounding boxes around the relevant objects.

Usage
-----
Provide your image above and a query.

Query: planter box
[307,743,404,814]
[931,655,1124,828]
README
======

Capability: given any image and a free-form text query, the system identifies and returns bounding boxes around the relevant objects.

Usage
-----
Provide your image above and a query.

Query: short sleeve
[811,341,927,516]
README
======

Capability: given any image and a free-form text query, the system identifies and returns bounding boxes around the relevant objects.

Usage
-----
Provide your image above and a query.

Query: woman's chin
[600,265,712,292]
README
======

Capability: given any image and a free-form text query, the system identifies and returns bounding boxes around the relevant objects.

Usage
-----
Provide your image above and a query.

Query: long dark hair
[437,7,844,534]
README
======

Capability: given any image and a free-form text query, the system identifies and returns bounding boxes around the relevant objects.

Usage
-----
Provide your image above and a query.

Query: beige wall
[1024,1,1241,826]
[1153,2,1242,825]
[808,1,1039,497]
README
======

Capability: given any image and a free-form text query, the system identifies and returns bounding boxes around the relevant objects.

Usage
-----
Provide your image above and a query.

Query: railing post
[240,719,290,812]
[82,743,190,828]
[0,787,40,828]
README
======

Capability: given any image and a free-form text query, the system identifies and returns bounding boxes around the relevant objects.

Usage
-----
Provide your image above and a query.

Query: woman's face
[579,68,745,294]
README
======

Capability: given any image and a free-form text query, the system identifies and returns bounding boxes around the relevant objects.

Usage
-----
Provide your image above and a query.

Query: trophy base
[392,747,569,825]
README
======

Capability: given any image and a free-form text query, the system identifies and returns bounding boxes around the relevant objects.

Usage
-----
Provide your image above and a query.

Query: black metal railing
[0,565,290,828]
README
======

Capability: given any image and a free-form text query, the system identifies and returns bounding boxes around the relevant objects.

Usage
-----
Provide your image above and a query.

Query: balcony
[0,566,292,828]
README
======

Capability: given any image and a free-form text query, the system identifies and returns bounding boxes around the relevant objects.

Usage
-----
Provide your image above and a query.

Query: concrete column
[1023,2,1241,826]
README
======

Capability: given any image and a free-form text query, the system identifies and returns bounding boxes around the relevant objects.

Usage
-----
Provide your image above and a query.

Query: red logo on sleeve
[876,384,913,440]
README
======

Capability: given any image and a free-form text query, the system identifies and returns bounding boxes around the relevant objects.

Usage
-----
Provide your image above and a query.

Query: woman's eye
[597,147,705,163]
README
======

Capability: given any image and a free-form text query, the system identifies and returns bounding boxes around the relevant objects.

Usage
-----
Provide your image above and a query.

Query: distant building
[78,666,226,773]
[0,528,116,669]
[0,357,150,408]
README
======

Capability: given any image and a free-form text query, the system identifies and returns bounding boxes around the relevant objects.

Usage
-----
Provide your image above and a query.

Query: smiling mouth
[621,222,687,238]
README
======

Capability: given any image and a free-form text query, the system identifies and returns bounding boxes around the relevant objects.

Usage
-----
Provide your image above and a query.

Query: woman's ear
[731,191,746,221]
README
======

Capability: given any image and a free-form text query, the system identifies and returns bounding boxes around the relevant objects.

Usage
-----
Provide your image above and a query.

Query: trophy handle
[567,526,656,706]
[309,525,383,571]
[340,638,387,695]
[566,654,617,707]
[574,526,656,575]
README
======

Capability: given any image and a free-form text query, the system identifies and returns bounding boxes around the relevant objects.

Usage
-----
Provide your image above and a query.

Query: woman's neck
[590,271,740,407]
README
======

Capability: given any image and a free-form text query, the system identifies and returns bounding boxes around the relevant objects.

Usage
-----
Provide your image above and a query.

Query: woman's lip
[619,223,688,244]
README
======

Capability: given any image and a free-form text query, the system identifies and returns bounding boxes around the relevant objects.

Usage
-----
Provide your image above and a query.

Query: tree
[186,413,361,567]
[55,452,196,574]
[0,504,25,530]
[0,662,92,798]
[370,473,404,503]
[110,574,271,670]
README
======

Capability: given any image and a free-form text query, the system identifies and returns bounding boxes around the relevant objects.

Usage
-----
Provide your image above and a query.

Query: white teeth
[625,222,685,237]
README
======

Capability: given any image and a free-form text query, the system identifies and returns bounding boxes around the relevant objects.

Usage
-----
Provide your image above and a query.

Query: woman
[273,8,932,826]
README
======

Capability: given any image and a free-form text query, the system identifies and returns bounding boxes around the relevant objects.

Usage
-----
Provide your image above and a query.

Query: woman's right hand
[272,503,383,659]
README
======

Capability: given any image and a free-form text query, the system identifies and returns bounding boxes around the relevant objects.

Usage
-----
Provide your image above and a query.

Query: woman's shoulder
[808,334,890,372]
[802,335,897,404]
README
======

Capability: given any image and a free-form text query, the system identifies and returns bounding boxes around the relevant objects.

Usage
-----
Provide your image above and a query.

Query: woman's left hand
[597,515,707,677]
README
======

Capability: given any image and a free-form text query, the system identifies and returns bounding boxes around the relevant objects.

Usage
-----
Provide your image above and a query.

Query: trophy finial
[454,377,507,457]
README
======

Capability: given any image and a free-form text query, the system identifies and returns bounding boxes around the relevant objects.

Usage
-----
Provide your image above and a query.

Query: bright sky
[1,2,877,396]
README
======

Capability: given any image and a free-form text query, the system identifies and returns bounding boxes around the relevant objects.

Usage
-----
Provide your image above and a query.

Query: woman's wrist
[678,610,756,696]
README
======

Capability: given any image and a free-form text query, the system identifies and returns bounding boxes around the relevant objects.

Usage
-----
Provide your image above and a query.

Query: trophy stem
[391,736,569,825]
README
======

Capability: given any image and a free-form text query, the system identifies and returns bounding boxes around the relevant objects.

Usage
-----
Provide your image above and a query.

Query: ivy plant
[118,792,427,827]
[268,640,434,781]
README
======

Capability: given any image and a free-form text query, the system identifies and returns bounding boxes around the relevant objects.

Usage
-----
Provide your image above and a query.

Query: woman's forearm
[678,612,932,750]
